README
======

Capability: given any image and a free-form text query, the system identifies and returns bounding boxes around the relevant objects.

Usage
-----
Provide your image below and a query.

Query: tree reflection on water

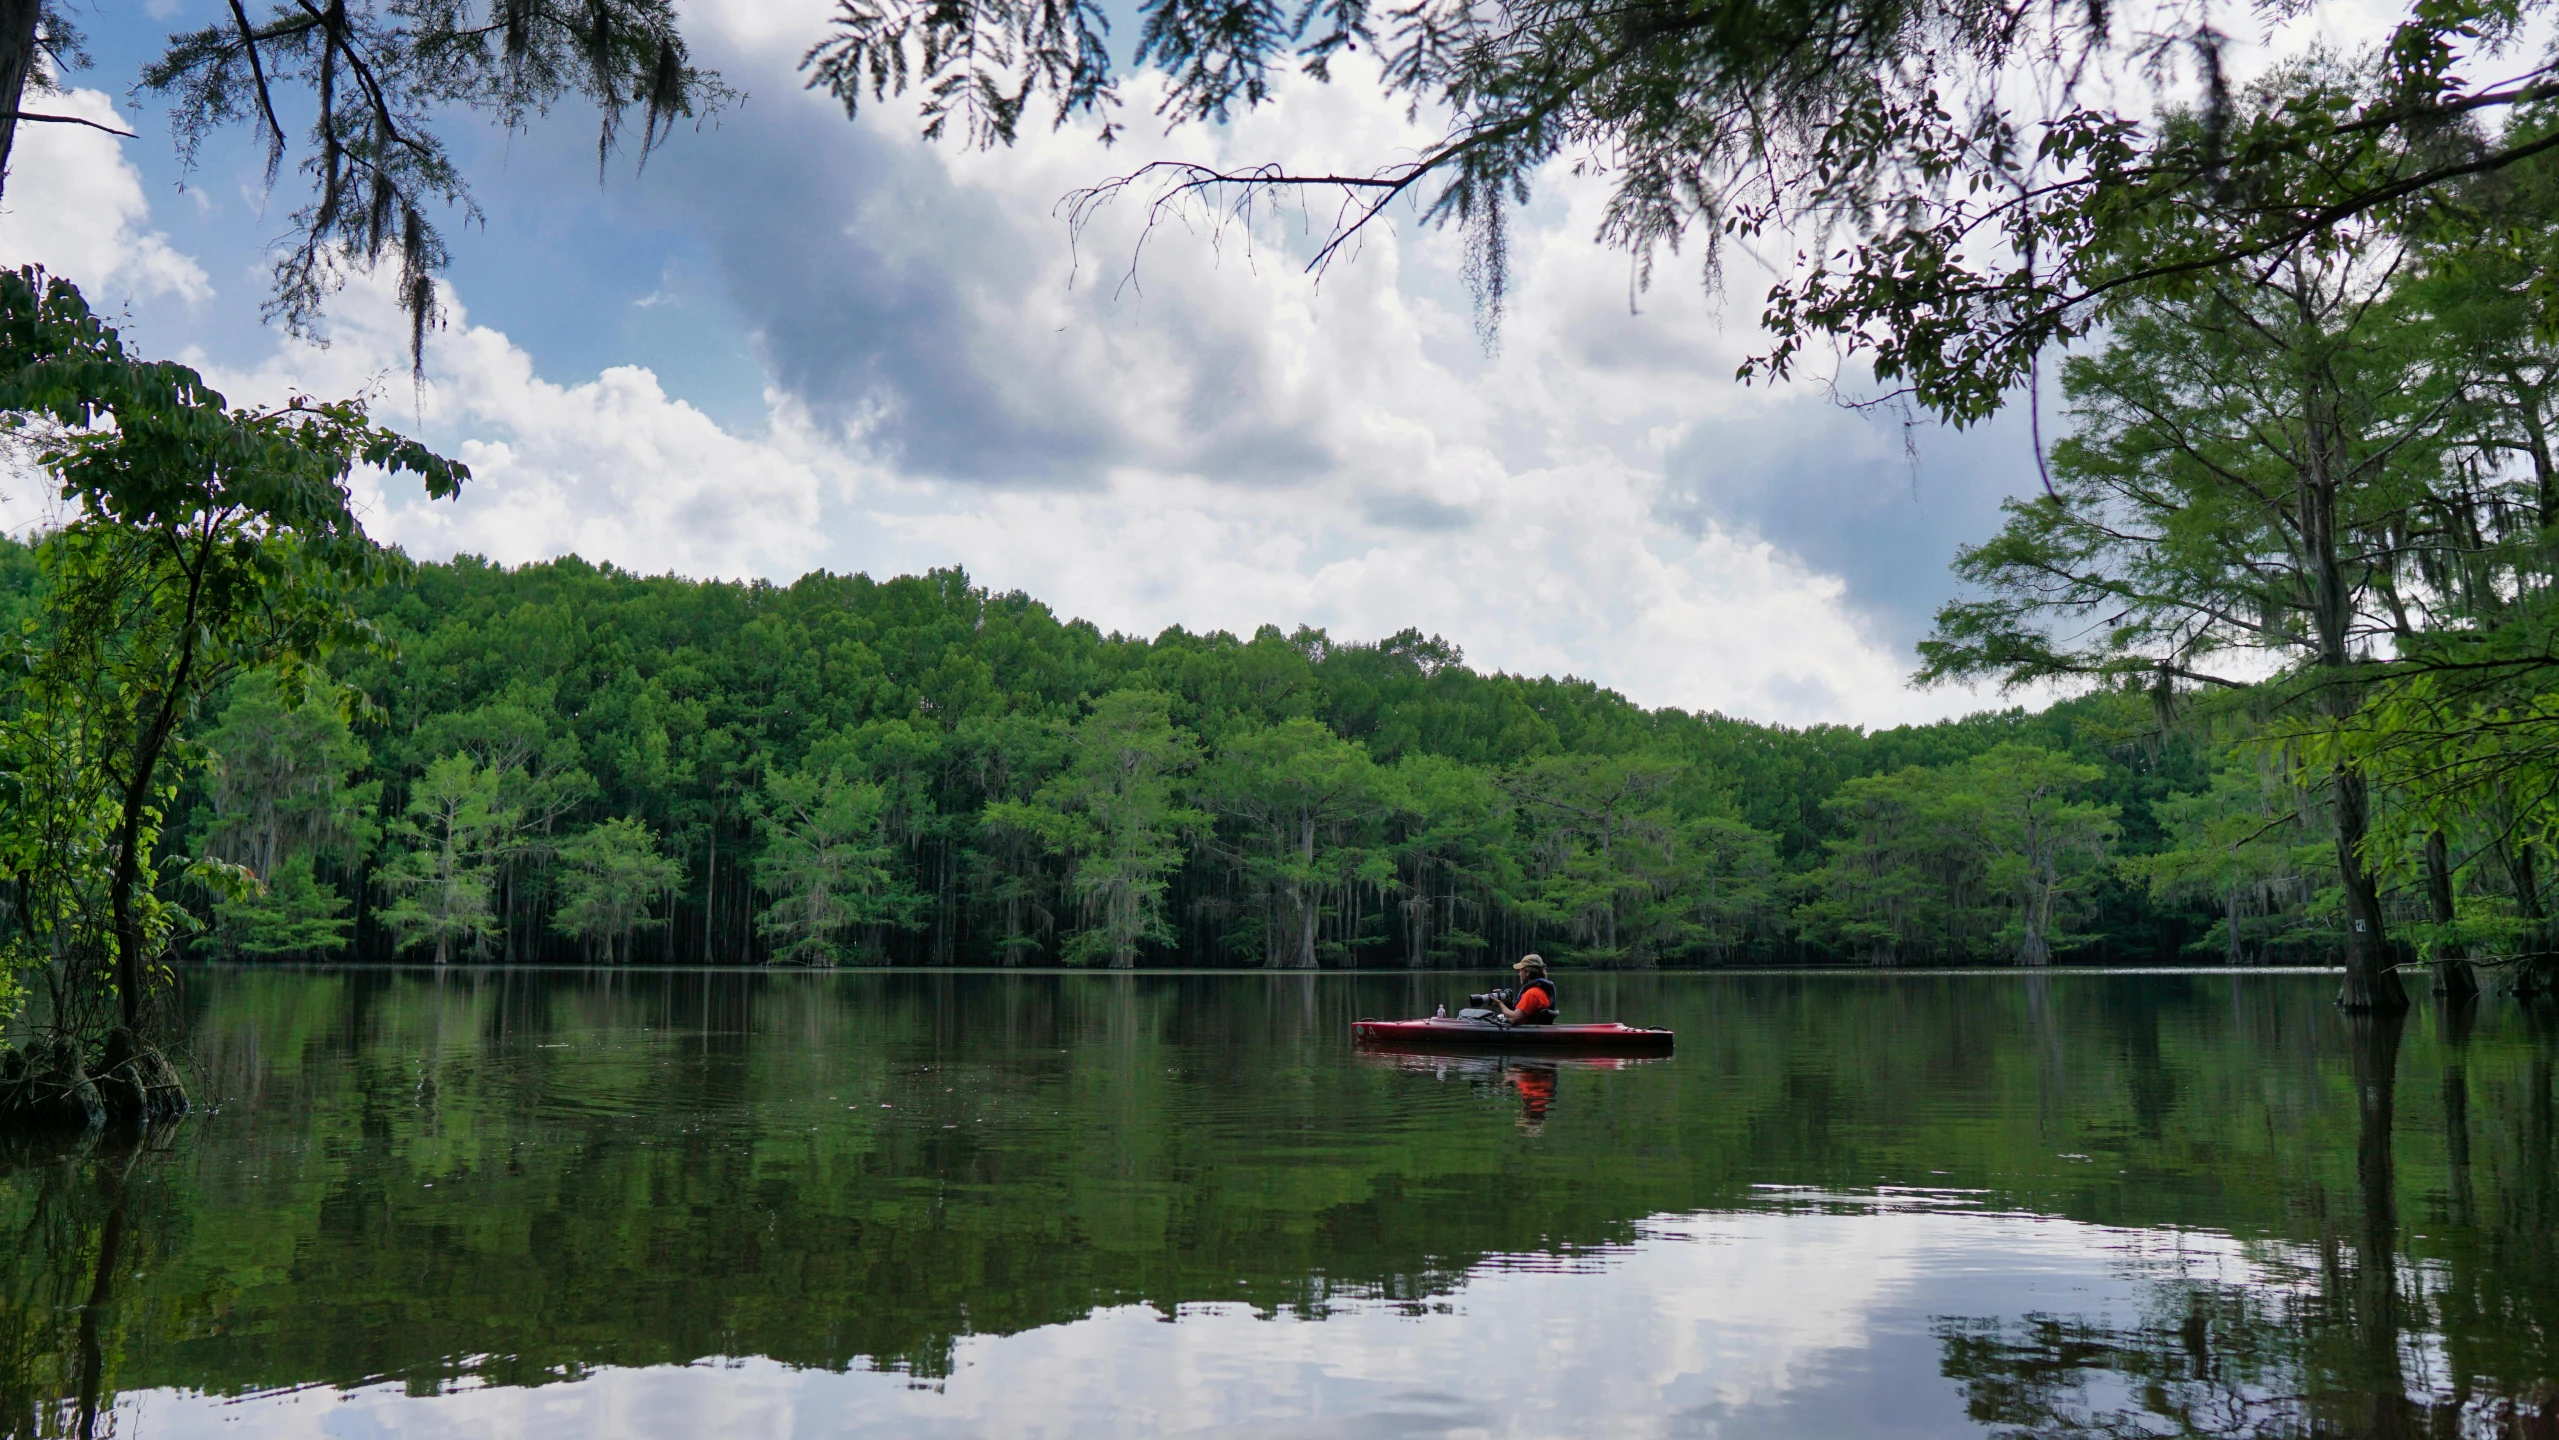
[0,1131,171,1440]
[3,970,2559,1437]
[1936,1004,2559,1438]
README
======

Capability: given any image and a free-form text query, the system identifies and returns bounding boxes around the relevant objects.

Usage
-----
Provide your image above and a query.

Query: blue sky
[5,0,2065,726]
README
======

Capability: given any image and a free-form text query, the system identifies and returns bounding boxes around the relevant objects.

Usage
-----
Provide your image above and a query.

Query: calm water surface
[4,967,2556,1438]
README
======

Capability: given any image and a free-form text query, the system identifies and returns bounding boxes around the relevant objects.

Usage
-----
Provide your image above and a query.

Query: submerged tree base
[2335,961,2412,1012]
[2518,957,2556,997]
[0,1030,187,1133]
[0,1038,103,1130]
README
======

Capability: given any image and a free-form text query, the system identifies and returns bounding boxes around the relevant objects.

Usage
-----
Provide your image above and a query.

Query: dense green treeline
[105,546,2264,970]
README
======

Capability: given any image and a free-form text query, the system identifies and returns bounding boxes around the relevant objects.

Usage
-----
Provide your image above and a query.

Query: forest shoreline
[182,960,2352,978]
[45,553,2323,976]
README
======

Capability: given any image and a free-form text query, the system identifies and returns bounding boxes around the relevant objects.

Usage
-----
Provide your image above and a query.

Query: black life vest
[1513,976,1558,1023]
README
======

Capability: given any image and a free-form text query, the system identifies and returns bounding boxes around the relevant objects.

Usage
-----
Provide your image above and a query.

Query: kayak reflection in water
[1506,1062,1558,1133]
[1470,955,1557,1025]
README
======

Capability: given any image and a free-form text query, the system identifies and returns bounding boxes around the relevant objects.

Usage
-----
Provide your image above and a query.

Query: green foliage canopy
[112,548,2252,973]
[0,268,461,1079]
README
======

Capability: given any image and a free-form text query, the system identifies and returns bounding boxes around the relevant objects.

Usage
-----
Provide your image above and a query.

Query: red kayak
[1352,1017,1674,1052]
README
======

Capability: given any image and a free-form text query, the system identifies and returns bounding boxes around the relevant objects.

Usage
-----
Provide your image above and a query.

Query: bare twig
[1,111,135,138]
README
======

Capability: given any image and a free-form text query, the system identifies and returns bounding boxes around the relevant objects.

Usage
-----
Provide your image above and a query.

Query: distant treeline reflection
[2,972,2556,1434]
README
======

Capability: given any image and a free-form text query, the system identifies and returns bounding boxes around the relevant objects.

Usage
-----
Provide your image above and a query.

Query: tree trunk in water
[2018,882,2053,966]
[1403,867,1429,969]
[0,0,40,198]
[2332,767,2407,1010]
[92,1024,184,1125]
[1285,815,1318,968]
[2424,830,2477,1000]
[2508,837,2546,933]
[0,1033,104,1130]
[109,754,162,1035]
[1599,816,1618,956]
[2298,325,2405,1014]
[2501,837,2551,995]
[100,698,195,1120]
[1111,885,1136,970]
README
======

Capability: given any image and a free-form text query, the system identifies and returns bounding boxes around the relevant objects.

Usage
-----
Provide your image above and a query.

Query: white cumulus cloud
[203,280,837,582]
[10,41,2034,728]
[0,86,210,305]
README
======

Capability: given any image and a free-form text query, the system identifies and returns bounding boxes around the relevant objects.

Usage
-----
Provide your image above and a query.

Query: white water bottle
[1434,1003,1446,1018]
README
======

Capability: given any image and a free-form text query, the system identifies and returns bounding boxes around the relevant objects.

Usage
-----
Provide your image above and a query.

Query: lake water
[3,967,2554,1439]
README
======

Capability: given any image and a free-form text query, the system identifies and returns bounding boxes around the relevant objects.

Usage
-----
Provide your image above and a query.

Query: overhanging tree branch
[0,110,134,137]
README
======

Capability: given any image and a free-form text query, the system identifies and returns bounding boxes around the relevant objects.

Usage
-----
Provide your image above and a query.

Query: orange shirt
[1514,983,1554,1019]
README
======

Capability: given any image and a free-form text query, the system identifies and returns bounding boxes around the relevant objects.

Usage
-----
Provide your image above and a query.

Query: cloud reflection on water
[114,1206,2267,1440]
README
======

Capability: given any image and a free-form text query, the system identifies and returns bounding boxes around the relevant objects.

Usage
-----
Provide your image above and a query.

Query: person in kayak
[1494,955,1557,1025]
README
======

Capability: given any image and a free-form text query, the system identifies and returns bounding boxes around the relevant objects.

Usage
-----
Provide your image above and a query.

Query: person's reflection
[2345,1008,2412,1439]
[1504,1062,1557,1134]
